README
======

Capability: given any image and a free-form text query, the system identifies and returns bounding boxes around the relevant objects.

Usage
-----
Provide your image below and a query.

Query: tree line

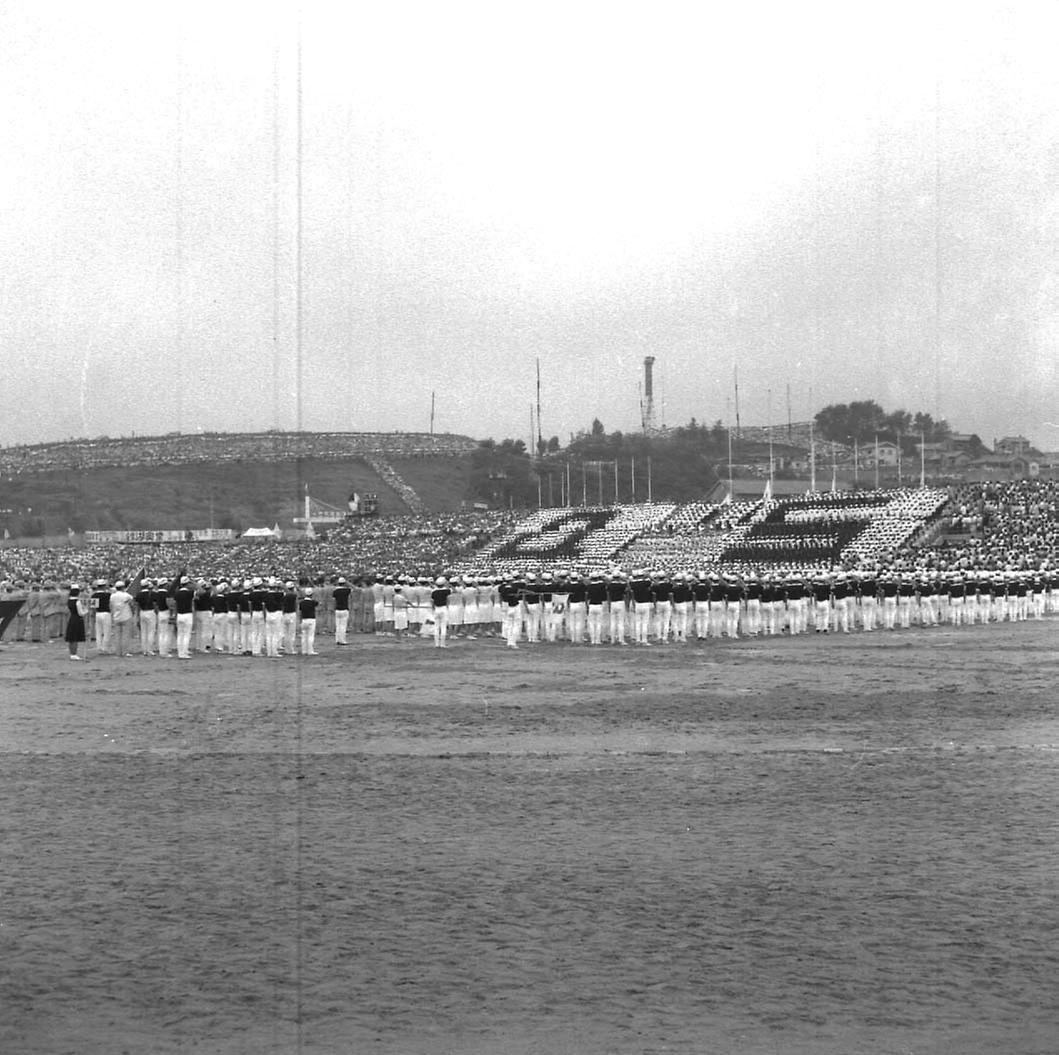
[469,398,985,507]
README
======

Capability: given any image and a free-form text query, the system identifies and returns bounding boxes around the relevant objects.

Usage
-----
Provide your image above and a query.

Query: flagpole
[809,417,816,492]
[647,456,653,504]
[920,430,926,488]
[768,387,774,490]
[875,433,880,490]
[727,422,734,500]
[734,366,741,442]
[630,456,636,503]
[614,459,619,504]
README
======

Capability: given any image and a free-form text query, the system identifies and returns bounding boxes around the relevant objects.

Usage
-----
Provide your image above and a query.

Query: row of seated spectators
[0,510,524,586]
[0,431,477,475]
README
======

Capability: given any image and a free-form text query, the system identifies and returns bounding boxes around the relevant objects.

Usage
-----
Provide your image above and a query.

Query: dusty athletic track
[1,620,1057,1055]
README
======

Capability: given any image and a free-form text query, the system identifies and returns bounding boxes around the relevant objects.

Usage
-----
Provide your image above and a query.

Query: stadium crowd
[0,430,477,475]
[1,480,1055,655]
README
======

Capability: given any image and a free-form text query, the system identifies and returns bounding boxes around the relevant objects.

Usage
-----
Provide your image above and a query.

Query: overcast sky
[3,0,1057,450]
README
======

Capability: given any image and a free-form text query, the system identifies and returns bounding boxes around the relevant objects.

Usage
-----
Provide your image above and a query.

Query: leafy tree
[590,418,605,437]
[469,438,535,506]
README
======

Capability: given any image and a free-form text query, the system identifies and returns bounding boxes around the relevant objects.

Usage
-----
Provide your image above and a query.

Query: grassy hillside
[388,457,475,512]
[0,457,476,534]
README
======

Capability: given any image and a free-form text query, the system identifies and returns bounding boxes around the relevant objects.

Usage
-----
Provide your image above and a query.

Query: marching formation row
[54,566,1058,659]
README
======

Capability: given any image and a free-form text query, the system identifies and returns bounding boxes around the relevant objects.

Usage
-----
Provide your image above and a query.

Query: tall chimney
[643,356,656,433]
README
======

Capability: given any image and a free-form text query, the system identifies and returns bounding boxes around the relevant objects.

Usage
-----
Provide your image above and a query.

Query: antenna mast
[536,358,543,452]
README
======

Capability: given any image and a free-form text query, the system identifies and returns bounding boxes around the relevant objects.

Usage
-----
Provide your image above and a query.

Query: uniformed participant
[281,582,299,654]
[498,573,523,648]
[522,572,541,643]
[708,573,726,638]
[723,573,744,638]
[652,571,673,643]
[431,576,452,648]
[671,572,692,643]
[109,580,136,657]
[811,571,832,634]
[90,579,113,654]
[857,569,879,632]
[606,571,627,645]
[566,571,587,644]
[136,577,157,656]
[154,579,174,657]
[174,576,195,659]
[585,571,607,645]
[628,568,654,645]
[691,571,710,640]
[210,581,229,654]
[299,587,320,655]
[193,580,213,653]
[333,577,352,645]
[263,577,284,657]
[248,577,267,656]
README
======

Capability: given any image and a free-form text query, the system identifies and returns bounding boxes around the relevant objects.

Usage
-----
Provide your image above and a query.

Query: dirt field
[2,622,1057,1055]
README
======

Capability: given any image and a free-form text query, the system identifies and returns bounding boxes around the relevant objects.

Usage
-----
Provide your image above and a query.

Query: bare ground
[1,622,1057,1054]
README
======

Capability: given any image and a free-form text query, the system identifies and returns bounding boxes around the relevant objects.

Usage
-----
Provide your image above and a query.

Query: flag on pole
[126,566,146,598]
[763,479,773,502]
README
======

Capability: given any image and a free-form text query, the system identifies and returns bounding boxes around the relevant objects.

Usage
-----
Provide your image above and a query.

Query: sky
[2,0,1058,451]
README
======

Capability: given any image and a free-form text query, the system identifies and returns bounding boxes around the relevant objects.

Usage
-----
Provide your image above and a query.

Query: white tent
[241,526,279,539]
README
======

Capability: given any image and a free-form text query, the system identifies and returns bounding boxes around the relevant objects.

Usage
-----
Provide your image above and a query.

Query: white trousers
[300,618,317,654]
[175,612,194,658]
[335,609,350,644]
[139,611,157,654]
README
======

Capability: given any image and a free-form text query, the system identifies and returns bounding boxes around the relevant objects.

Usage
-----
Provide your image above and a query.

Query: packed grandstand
[0,431,478,475]
[0,480,1054,587]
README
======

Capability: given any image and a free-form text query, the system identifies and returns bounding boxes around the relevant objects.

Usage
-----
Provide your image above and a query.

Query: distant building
[863,441,900,467]
[965,453,1034,480]
[947,432,980,452]
[995,435,1032,456]
[915,442,971,474]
